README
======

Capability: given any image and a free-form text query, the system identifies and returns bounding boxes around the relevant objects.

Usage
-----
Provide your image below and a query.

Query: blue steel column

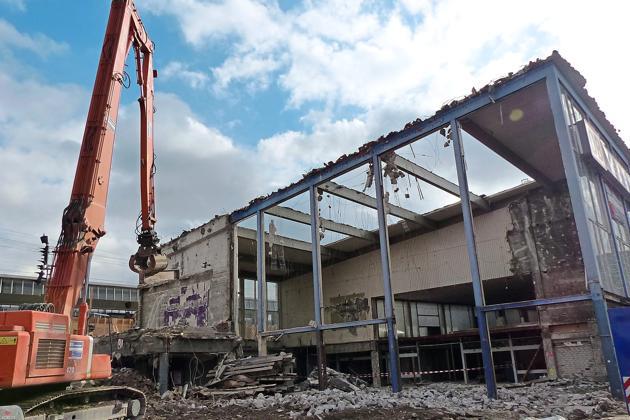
[600,178,630,298]
[372,154,402,393]
[309,185,328,389]
[451,119,497,399]
[623,199,630,297]
[256,210,268,355]
[546,69,623,399]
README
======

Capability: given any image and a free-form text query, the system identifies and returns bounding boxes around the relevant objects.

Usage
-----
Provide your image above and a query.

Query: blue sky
[1,0,629,284]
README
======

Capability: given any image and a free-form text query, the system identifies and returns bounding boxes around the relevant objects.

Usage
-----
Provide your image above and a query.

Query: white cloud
[4,0,630,286]
[140,0,630,139]
[161,61,209,89]
[212,53,282,92]
[0,19,68,57]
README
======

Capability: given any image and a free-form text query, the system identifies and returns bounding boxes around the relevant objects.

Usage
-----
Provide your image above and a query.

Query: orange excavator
[0,1,167,417]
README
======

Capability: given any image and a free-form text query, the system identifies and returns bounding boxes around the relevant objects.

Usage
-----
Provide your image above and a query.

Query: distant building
[0,273,138,335]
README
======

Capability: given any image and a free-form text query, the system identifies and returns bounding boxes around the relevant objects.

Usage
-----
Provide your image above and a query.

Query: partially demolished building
[134,52,629,398]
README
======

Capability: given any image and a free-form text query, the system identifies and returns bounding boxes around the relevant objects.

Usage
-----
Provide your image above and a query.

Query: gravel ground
[108,368,629,419]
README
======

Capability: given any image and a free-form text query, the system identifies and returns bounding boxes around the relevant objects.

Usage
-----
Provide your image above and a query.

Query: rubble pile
[108,367,157,395]
[307,367,368,392]
[215,378,627,418]
[198,352,296,397]
[109,368,627,419]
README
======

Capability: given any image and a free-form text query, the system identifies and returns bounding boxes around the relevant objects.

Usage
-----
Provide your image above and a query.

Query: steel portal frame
[240,60,626,398]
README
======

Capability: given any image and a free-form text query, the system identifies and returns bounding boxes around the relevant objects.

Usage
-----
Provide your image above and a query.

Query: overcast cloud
[0,0,628,284]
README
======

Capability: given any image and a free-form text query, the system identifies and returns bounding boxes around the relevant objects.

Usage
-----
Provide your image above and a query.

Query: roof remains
[230,51,627,220]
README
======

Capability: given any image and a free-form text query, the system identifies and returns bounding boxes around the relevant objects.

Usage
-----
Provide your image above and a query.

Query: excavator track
[1,385,145,419]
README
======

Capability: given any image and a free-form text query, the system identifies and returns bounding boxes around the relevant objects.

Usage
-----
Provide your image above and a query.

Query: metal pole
[309,185,328,389]
[373,154,402,392]
[459,340,468,384]
[256,210,268,356]
[545,69,623,399]
[451,119,497,399]
[508,334,518,384]
[416,341,422,381]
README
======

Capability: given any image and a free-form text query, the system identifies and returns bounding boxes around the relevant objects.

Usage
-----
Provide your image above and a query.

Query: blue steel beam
[545,67,624,399]
[259,318,388,337]
[259,325,316,337]
[319,318,386,331]
[451,119,497,399]
[309,185,328,389]
[230,64,551,223]
[373,154,402,393]
[481,294,591,312]
[256,211,267,334]
[309,186,324,326]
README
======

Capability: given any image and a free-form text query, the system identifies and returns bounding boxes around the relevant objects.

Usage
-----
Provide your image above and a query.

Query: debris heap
[307,367,368,392]
[200,352,296,397]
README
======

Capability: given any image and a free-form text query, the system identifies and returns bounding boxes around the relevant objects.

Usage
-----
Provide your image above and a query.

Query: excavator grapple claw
[129,246,168,279]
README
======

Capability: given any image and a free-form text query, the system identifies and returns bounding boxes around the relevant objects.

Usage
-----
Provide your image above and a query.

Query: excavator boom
[46,0,166,325]
[0,2,166,418]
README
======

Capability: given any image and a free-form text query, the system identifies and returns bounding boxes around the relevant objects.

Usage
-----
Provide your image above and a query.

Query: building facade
[140,52,630,397]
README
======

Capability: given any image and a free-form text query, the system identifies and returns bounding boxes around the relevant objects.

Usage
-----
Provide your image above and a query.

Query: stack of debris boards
[201,352,296,397]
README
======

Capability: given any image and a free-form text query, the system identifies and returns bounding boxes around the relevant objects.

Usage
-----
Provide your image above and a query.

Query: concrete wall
[507,185,605,379]
[140,215,234,330]
[279,206,514,347]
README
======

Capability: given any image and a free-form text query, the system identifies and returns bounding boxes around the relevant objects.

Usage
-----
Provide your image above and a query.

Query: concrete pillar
[370,343,382,387]
[257,335,268,356]
[158,352,169,395]
[541,327,558,379]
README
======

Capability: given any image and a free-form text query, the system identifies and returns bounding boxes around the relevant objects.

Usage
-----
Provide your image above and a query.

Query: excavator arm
[44,0,166,330]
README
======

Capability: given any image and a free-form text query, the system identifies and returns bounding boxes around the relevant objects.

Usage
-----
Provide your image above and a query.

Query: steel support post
[309,185,328,389]
[601,178,630,298]
[623,199,630,297]
[232,224,241,336]
[256,210,268,356]
[416,342,422,381]
[451,119,497,399]
[508,335,518,383]
[545,69,624,399]
[373,154,402,392]
[459,340,468,384]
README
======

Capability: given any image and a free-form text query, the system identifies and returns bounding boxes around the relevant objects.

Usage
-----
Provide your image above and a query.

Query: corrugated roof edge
[228,50,627,219]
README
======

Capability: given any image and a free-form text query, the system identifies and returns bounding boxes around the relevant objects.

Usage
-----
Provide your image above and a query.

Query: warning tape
[623,376,630,407]
[356,364,513,378]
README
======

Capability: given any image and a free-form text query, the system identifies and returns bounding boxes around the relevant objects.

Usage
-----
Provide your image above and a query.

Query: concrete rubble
[108,368,628,419]
[215,379,627,419]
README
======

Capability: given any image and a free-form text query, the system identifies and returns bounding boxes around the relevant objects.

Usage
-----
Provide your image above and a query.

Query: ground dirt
[108,368,629,419]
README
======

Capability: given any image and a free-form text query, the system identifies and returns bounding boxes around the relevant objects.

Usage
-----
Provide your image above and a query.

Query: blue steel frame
[451,119,497,399]
[256,211,267,336]
[373,154,403,392]
[481,294,591,312]
[240,59,626,399]
[600,178,630,298]
[546,66,624,399]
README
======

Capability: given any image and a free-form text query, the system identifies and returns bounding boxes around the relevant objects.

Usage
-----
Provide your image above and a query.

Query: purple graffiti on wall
[163,285,208,327]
